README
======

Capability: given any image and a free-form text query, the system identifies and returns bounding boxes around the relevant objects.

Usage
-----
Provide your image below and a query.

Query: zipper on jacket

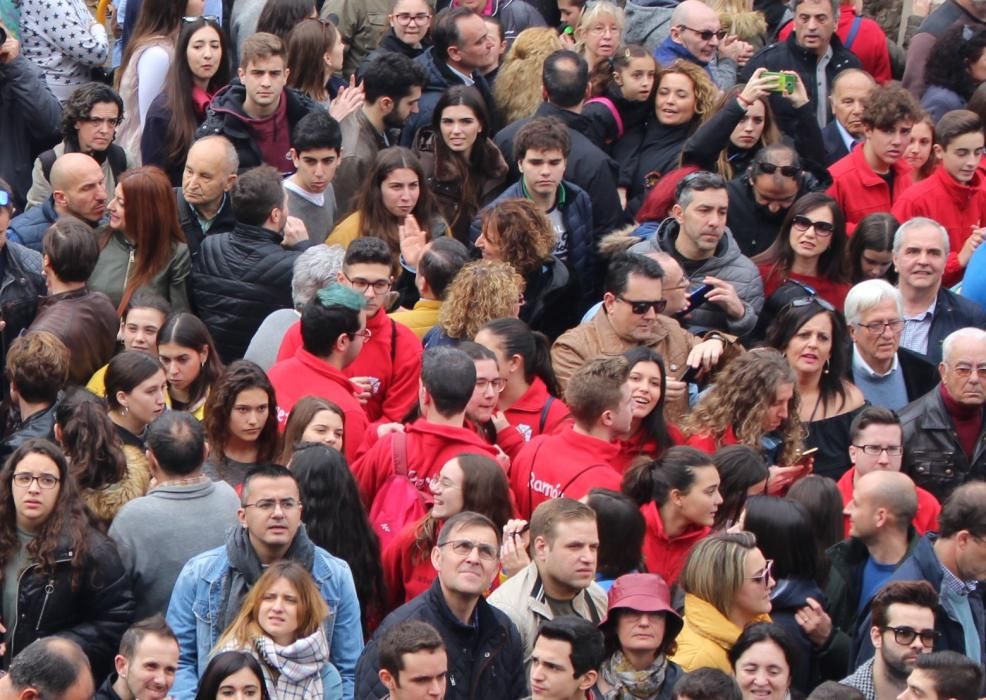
[35,580,55,632]
[123,246,135,299]
[7,555,72,659]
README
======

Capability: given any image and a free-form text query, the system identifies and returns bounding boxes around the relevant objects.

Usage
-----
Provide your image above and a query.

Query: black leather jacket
[900,385,986,502]
[0,242,46,392]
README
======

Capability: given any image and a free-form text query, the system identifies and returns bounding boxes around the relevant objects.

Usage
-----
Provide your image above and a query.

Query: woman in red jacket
[612,347,674,474]
[622,446,723,586]
[380,453,513,613]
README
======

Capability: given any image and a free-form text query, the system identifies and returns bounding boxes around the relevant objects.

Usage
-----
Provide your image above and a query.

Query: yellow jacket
[390,299,442,339]
[670,593,771,673]
[326,211,362,249]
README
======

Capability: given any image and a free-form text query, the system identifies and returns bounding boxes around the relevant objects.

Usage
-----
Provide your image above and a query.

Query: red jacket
[267,348,369,465]
[682,425,740,455]
[778,5,891,84]
[640,501,710,585]
[836,467,942,537]
[758,265,851,311]
[509,427,623,520]
[381,520,438,613]
[502,378,573,442]
[612,430,665,475]
[276,307,423,423]
[352,418,500,506]
[828,144,913,232]
[892,166,986,287]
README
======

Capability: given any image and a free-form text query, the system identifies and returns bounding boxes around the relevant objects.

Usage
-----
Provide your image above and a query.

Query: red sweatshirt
[352,418,500,506]
[892,166,986,287]
[828,144,913,232]
[277,307,423,423]
[267,348,369,465]
[778,5,891,83]
[612,430,664,474]
[509,427,623,520]
[381,520,438,613]
[502,378,573,442]
[836,467,941,536]
[640,501,711,585]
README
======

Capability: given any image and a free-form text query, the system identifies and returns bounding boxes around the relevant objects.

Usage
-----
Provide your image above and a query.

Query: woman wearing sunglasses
[671,532,774,673]
[753,192,851,311]
[763,296,866,481]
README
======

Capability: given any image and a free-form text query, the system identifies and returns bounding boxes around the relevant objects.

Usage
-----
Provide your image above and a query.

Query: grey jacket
[629,218,763,337]
[623,0,677,51]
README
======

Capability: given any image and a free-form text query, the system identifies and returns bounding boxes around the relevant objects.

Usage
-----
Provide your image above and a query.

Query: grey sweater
[108,478,240,620]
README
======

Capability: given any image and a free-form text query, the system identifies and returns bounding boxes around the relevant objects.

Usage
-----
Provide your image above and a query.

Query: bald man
[823,470,923,655]
[8,153,107,253]
[0,637,95,700]
[823,69,876,165]
[655,0,752,89]
[178,136,239,257]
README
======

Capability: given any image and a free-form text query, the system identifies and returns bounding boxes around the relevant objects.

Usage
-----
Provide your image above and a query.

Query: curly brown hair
[493,27,564,125]
[203,361,280,466]
[437,260,524,341]
[479,199,556,276]
[659,60,719,123]
[680,348,805,465]
[861,81,921,131]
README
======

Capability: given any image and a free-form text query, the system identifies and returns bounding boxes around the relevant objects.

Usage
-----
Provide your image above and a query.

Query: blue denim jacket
[166,543,363,699]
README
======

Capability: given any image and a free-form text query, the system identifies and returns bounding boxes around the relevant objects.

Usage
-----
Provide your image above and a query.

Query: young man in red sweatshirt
[266,284,370,465]
[892,110,986,287]
[353,346,499,507]
[828,82,921,231]
[276,237,423,423]
[509,356,630,520]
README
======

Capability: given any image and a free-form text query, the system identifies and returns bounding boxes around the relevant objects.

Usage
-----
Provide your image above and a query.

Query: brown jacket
[551,309,704,423]
[334,110,388,219]
[29,287,119,386]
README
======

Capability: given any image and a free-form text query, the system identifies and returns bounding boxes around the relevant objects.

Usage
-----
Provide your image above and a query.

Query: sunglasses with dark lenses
[791,215,835,237]
[757,162,800,178]
[883,625,941,647]
[618,296,668,315]
[680,25,728,41]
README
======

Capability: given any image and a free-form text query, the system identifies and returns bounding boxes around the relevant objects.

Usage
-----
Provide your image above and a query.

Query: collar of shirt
[836,119,857,152]
[903,296,938,321]
[191,192,226,234]
[853,346,900,378]
[941,561,978,596]
[815,45,834,127]
[446,62,475,86]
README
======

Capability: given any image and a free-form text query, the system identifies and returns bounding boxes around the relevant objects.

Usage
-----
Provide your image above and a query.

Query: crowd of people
[0,0,985,697]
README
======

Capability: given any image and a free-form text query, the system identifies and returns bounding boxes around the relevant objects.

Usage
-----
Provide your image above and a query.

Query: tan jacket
[487,562,608,668]
[550,309,704,423]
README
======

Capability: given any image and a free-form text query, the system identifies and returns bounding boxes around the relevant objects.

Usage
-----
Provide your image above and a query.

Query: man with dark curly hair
[827,82,922,231]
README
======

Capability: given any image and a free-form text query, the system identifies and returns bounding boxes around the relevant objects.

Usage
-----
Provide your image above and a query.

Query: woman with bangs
[753,192,851,310]
[90,166,191,314]
[680,348,809,495]
[215,560,341,698]
[0,438,134,679]
[616,60,719,214]
[141,16,230,185]
[380,453,513,611]
[574,1,624,86]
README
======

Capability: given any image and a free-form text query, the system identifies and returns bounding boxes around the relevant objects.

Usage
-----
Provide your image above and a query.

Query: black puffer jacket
[190,222,312,362]
[3,529,135,682]
[0,242,46,391]
[355,578,526,700]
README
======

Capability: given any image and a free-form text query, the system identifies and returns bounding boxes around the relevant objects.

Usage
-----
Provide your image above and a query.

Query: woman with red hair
[90,165,191,313]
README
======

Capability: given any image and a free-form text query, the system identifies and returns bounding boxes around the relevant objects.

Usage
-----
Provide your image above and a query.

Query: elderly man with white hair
[846,279,938,410]
[893,217,986,364]
[899,326,986,502]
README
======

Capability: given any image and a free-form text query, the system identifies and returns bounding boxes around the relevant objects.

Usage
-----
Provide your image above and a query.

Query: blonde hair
[681,348,804,465]
[437,260,524,341]
[658,60,719,123]
[707,0,767,42]
[680,532,758,617]
[215,561,329,651]
[576,1,625,55]
[494,28,564,125]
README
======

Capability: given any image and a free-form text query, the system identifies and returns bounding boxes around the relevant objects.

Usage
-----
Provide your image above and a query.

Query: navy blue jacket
[924,287,986,364]
[7,198,58,252]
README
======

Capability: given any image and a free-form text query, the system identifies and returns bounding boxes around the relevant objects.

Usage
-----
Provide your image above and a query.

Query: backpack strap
[845,15,863,50]
[391,430,409,477]
[538,396,555,435]
[40,150,57,185]
[584,97,624,140]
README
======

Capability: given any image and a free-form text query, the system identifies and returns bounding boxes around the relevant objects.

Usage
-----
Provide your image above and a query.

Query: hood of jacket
[634,216,747,270]
[205,81,318,137]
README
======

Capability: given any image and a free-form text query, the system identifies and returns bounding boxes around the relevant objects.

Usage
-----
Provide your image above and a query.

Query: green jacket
[89,228,191,312]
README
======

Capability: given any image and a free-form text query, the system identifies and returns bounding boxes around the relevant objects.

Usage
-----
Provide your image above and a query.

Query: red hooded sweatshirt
[640,501,711,585]
[502,377,573,442]
[892,166,986,287]
[277,307,423,423]
[267,347,369,465]
[381,519,439,613]
[836,467,942,537]
[509,427,623,520]
[828,143,913,232]
[352,418,500,506]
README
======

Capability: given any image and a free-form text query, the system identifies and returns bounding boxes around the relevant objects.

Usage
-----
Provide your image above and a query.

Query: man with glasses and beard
[841,581,939,700]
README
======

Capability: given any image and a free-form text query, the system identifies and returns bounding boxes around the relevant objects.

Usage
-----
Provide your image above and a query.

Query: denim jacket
[166,539,363,699]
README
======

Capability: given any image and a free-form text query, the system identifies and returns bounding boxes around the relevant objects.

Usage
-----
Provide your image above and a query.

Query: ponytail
[480,318,562,397]
[622,446,715,507]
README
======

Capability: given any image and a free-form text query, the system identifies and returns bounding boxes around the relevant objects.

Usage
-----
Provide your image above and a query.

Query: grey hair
[676,171,727,210]
[291,244,346,309]
[942,327,986,365]
[844,279,902,326]
[8,637,91,696]
[793,0,840,22]
[892,217,950,256]
[192,134,239,175]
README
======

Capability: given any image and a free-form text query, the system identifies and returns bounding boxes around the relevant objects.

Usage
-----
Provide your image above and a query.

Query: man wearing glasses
[850,481,986,673]
[655,0,752,89]
[898,327,986,502]
[355,511,526,700]
[841,580,939,700]
[168,464,363,698]
[846,280,938,411]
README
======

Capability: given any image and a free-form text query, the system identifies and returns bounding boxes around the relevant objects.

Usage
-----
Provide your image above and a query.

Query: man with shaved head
[177,135,239,258]
[8,153,107,252]
[823,468,924,661]
[655,0,752,89]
